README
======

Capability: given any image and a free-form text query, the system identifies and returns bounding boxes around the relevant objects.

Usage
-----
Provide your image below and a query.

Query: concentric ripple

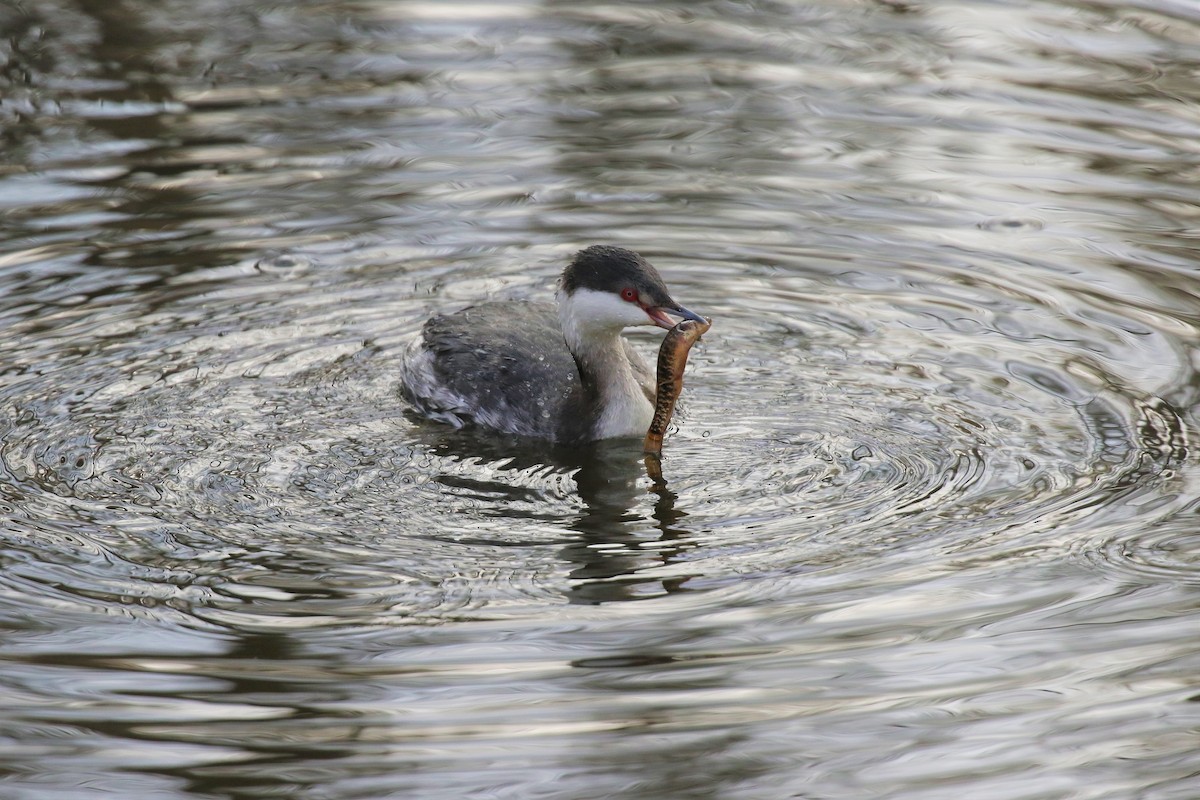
[625,257,1192,597]
[0,279,584,628]
[4,241,1189,628]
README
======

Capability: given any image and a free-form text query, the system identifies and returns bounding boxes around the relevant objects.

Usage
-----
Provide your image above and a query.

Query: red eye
[620,287,638,303]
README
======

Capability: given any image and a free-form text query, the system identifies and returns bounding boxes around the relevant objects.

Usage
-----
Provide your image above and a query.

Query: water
[2,1,1199,797]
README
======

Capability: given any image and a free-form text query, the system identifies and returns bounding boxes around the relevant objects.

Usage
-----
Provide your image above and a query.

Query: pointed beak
[645,303,706,330]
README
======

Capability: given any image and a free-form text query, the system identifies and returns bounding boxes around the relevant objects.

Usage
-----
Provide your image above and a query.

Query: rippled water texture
[3,1,1200,798]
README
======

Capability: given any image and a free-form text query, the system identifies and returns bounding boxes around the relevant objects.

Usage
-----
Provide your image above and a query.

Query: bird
[400,245,705,444]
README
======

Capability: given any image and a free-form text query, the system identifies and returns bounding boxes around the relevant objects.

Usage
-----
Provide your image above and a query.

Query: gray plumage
[399,246,701,444]
[404,302,652,443]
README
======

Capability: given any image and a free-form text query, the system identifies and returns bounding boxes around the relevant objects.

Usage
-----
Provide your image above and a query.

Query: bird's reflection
[563,439,698,604]
[410,422,700,604]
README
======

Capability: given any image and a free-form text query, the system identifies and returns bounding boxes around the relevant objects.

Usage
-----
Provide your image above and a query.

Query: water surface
[2,1,1200,798]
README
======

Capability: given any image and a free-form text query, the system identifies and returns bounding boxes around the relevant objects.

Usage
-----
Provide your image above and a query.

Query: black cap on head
[560,245,675,306]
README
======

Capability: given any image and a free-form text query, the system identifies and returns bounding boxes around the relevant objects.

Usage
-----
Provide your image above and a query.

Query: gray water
[2,1,1199,798]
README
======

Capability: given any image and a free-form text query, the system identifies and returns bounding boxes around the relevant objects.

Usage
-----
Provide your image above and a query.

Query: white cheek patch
[559,288,653,351]
[557,288,656,438]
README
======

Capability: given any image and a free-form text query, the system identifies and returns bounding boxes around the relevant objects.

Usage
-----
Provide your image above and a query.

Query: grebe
[400,245,704,444]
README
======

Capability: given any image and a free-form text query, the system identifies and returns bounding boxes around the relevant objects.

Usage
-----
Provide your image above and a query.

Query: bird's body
[400,246,702,445]
[401,300,655,442]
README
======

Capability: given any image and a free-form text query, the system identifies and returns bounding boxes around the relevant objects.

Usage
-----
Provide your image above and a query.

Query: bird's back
[401,301,590,441]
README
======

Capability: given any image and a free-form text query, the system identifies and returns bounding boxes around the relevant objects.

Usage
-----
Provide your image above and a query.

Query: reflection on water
[3,0,1200,797]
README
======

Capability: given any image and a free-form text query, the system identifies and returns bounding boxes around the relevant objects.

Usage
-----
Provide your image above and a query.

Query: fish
[643,317,711,458]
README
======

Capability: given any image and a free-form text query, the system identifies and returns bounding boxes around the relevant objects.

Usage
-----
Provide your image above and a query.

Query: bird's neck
[559,291,653,438]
